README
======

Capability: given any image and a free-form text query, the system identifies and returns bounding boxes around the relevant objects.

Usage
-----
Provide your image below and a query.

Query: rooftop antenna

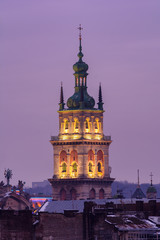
[137,169,140,188]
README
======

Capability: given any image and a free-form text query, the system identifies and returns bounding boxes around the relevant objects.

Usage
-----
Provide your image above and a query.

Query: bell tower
[48,26,114,200]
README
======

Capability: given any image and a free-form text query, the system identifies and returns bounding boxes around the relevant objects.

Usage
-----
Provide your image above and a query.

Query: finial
[98,83,103,110]
[78,24,83,41]
[77,24,83,58]
[150,172,153,186]
[99,83,102,103]
[59,82,65,110]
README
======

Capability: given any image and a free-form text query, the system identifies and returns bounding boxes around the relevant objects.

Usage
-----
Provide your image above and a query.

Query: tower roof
[66,25,96,110]
[132,187,146,199]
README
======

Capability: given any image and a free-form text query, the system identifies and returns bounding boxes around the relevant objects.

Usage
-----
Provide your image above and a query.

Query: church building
[48,26,114,200]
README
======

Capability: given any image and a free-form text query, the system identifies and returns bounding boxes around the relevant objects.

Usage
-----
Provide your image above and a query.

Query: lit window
[89,162,93,172]
[62,163,67,173]
[72,162,77,172]
[65,120,69,130]
[98,162,102,173]
[75,120,79,129]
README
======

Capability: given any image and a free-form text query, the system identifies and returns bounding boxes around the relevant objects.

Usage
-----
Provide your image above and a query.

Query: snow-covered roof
[37,198,160,214]
[105,215,159,231]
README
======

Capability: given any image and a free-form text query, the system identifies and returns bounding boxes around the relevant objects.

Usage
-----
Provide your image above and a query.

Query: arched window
[70,150,78,164]
[99,189,104,199]
[60,150,67,164]
[88,150,94,162]
[97,150,103,176]
[74,118,79,133]
[89,162,93,172]
[72,162,77,172]
[97,150,103,162]
[89,188,95,199]
[98,162,102,172]
[70,188,77,200]
[60,189,66,200]
[85,120,89,129]
[95,121,98,129]
[75,120,79,129]
[62,162,67,173]
[65,120,69,130]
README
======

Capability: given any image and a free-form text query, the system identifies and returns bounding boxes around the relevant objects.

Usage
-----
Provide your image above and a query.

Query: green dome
[73,60,88,74]
[147,185,157,193]
[67,89,95,109]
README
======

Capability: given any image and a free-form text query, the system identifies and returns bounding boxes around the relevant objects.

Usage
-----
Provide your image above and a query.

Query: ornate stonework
[48,29,114,200]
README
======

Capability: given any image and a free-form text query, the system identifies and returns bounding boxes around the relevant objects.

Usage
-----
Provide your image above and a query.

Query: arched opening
[99,188,104,199]
[60,188,66,200]
[60,150,67,164]
[70,150,78,164]
[85,118,90,133]
[62,162,67,173]
[89,162,93,172]
[74,118,79,133]
[88,150,94,162]
[70,188,77,200]
[97,150,103,177]
[65,120,69,130]
[85,120,89,129]
[88,150,94,177]
[98,162,102,173]
[95,120,98,129]
[89,188,96,199]
[97,150,103,162]
[72,162,77,173]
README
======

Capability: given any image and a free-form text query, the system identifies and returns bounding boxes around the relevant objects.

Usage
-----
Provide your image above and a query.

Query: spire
[59,82,65,110]
[73,24,88,77]
[77,24,83,61]
[98,83,104,110]
[150,172,153,186]
[137,169,140,188]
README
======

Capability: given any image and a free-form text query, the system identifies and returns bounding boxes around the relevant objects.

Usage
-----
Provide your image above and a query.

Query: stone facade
[0,210,32,240]
[35,212,83,240]
[48,34,114,200]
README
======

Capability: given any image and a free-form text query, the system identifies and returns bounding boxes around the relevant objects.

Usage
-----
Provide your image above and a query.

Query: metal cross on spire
[150,172,153,186]
[78,24,83,40]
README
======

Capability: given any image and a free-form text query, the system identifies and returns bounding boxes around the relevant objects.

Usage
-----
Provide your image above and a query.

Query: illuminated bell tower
[48,26,114,200]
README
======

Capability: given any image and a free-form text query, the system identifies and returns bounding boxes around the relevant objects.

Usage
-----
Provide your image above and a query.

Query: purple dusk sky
[1,1,160,187]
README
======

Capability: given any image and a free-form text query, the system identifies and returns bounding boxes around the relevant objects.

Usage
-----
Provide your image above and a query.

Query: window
[60,151,67,163]
[75,120,79,129]
[65,120,69,130]
[99,189,104,199]
[88,150,94,162]
[89,162,93,172]
[85,120,89,129]
[72,162,77,172]
[62,163,67,172]
[60,189,66,200]
[74,118,79,132]
[70,188,77,200]
[89,188,95,199]
[98,162,102,172]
